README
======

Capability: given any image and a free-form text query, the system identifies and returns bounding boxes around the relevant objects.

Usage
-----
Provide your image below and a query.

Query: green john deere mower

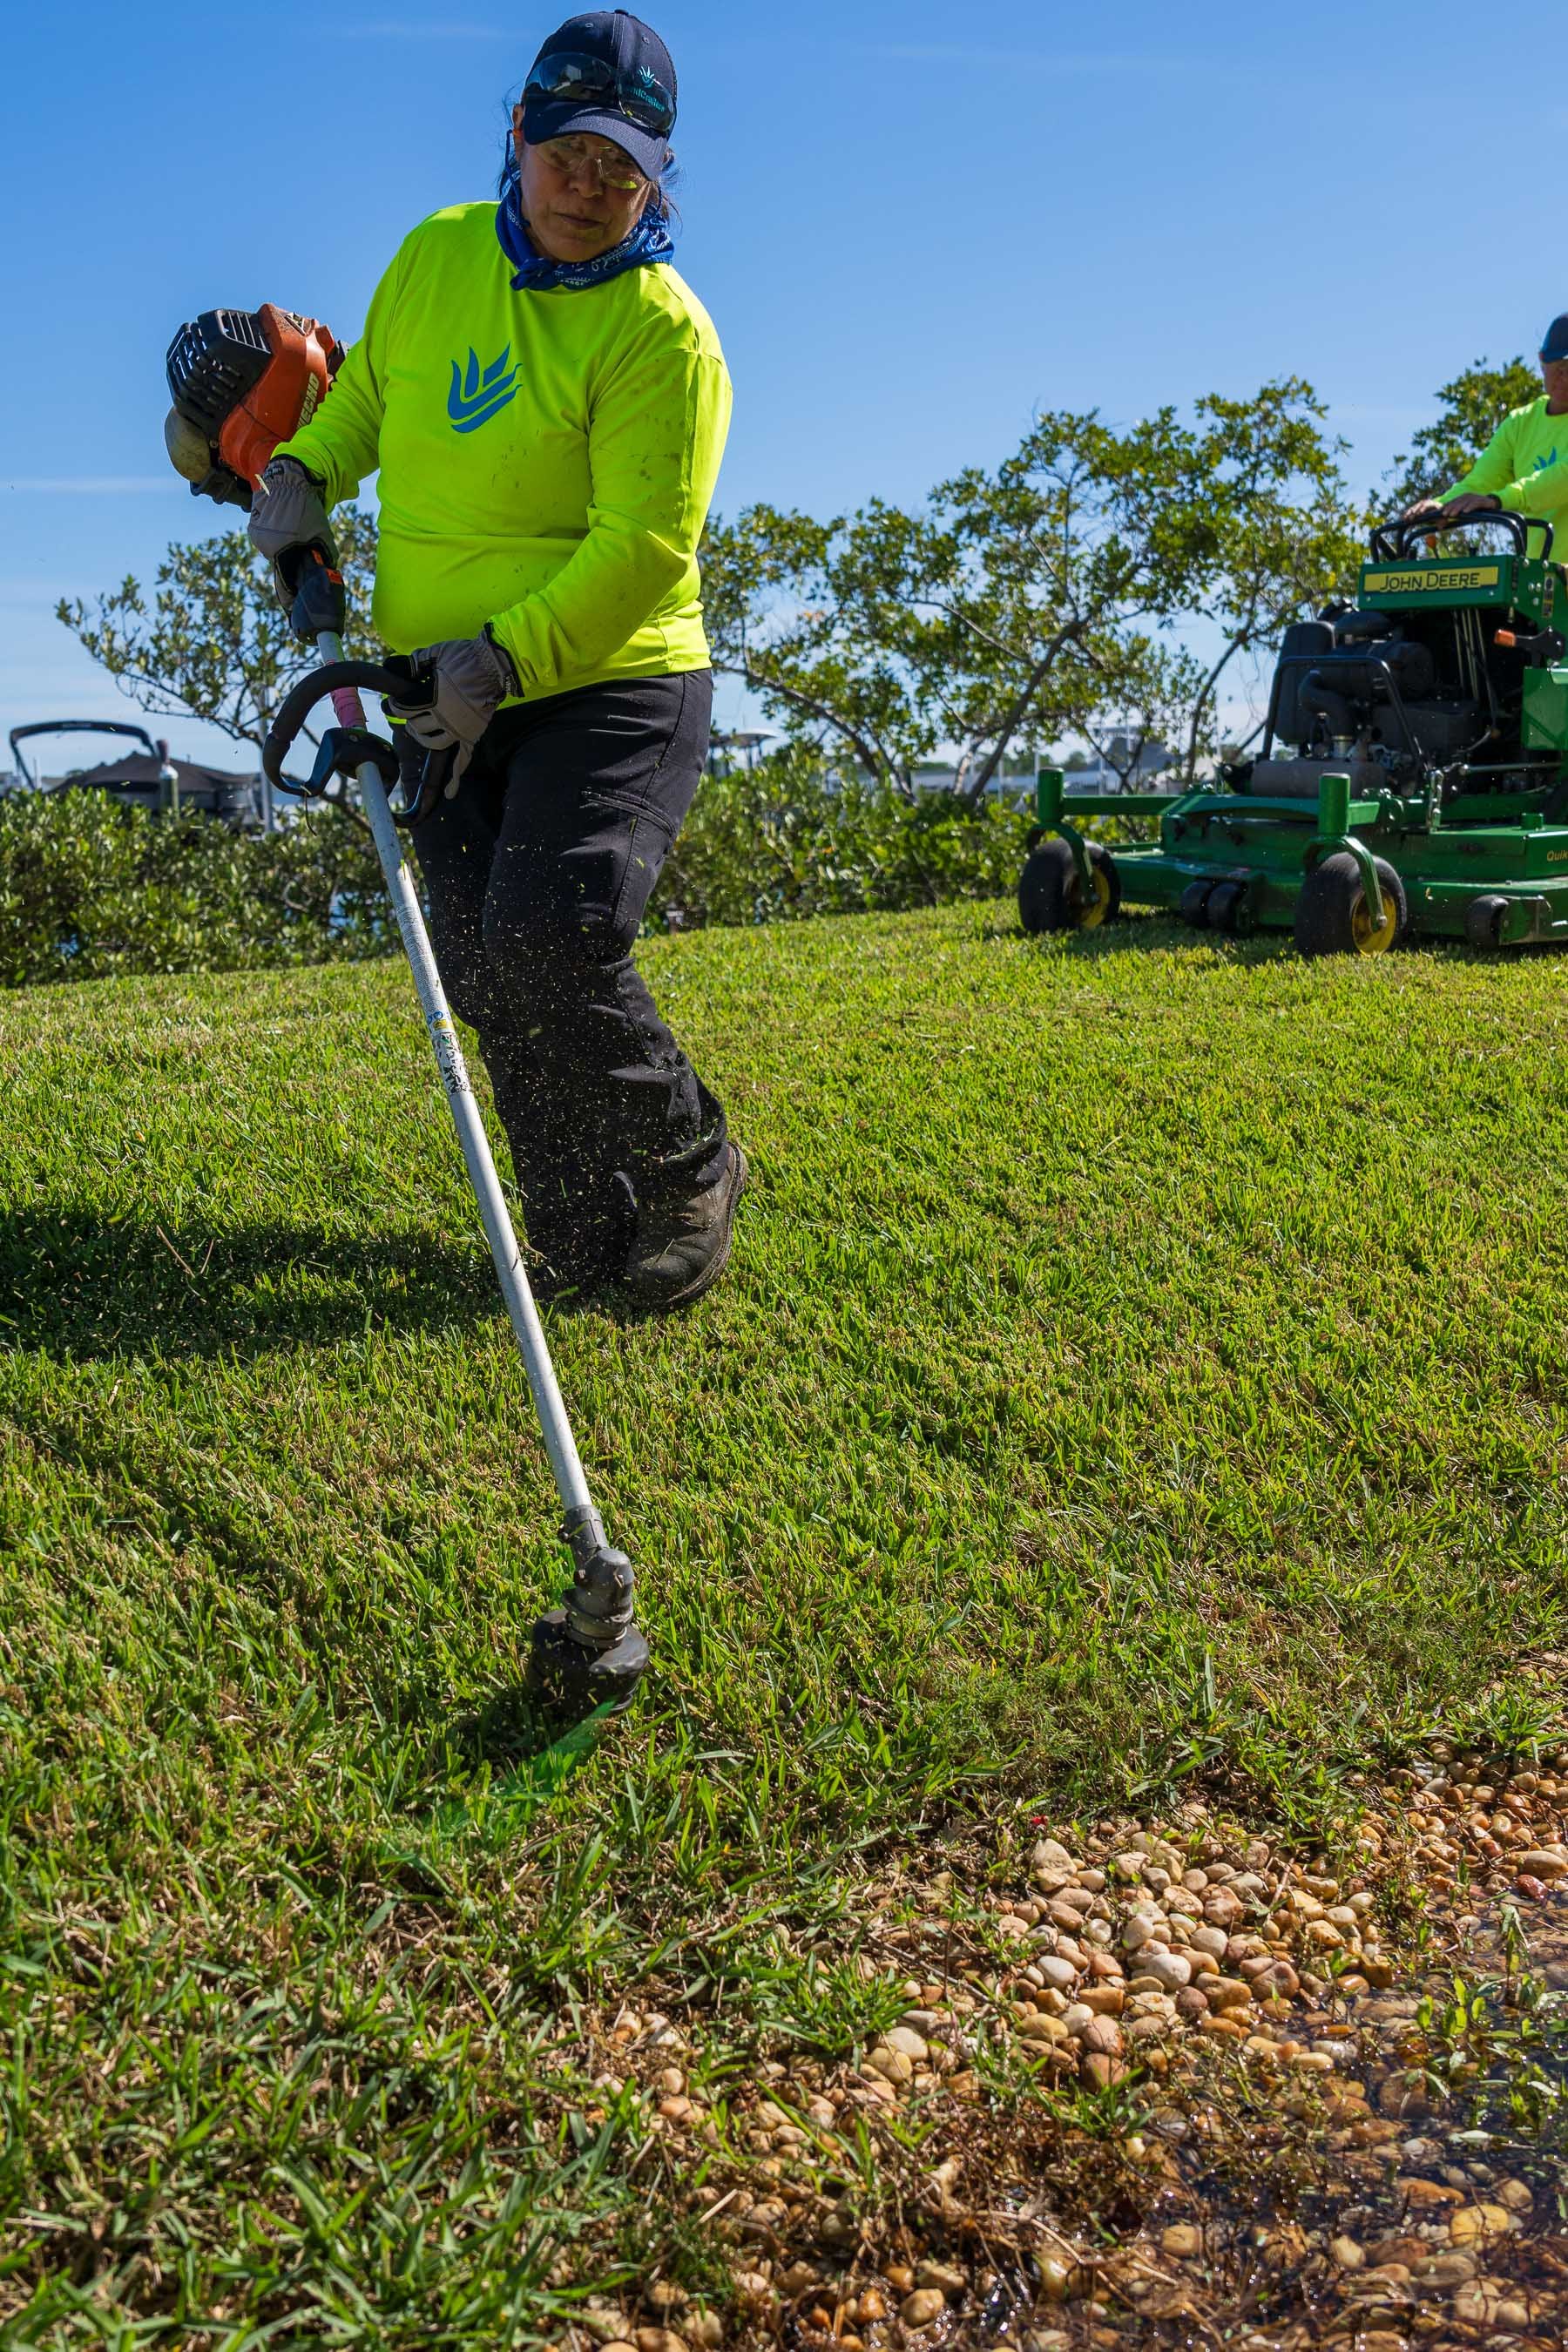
[1018,510,1568,955]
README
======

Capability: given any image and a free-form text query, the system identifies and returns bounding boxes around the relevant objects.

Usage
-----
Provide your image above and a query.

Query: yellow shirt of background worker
[1404,314,1568,550]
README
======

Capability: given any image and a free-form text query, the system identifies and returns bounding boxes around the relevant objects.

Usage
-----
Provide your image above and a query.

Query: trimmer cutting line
[164,301,649,1722]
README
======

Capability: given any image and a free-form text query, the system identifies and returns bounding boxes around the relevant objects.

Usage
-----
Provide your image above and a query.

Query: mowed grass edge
[2,903,1565,2337]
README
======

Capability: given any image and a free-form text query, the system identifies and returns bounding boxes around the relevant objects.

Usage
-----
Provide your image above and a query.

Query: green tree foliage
[56,508,382,760]
[1155,383,1364,781]
[1386,355,1540,512]
[703,381,1361,799]
[0,788,389,987]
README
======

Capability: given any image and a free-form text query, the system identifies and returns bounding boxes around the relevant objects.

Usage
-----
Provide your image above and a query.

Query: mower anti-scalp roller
[260,656,651,1721]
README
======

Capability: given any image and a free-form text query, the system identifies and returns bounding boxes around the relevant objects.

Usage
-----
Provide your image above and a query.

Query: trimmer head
[527,1611,651,1720]
[526,1510,651,1720]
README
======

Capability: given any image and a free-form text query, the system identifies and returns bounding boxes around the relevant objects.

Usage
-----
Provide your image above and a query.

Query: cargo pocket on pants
[609,807,676,940]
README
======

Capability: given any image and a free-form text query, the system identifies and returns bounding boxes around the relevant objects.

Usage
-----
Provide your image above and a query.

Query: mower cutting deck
[1020,510,1568,955]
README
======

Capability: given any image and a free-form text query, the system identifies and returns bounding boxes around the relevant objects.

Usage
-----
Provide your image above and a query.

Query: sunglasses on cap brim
[522,51,675,138]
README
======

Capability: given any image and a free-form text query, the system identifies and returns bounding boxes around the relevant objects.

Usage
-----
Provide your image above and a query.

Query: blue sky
[0,0,1554,771]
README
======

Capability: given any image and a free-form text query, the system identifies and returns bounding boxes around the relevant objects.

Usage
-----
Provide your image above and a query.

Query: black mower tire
[1206,879,1247,936]
[1018,839,1121,935]
[1179,879,1213,929]
[1293,852,1408,958]
[1464,895,1511,951]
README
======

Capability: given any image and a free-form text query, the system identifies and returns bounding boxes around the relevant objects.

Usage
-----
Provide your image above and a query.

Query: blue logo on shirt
[448,345,519,434]
[1531,448,1561,475]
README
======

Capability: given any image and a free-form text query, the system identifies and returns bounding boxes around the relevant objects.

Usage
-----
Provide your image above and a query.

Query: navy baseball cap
[522,11,677,181]
[1541,314,1568,363]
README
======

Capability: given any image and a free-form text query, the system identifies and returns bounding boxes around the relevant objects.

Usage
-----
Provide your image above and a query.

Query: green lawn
[3,904,1567,2340]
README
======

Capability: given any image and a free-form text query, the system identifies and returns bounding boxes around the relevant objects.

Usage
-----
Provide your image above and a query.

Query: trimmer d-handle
[262,639,456,826]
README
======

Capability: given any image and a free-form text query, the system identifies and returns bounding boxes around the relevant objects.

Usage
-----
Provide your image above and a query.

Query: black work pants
[409,670,726,1281]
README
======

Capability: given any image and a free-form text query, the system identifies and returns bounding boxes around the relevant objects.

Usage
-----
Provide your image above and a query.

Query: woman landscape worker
[249,10,741,1308]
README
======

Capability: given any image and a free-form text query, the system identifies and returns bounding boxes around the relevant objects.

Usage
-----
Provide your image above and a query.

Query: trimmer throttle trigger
[287,546,348,642]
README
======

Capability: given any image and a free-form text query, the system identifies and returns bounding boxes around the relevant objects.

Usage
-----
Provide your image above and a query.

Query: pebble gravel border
[548,1743,1568,2351]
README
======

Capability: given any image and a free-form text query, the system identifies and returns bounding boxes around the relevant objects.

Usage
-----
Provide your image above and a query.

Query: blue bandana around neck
[496,166,674,293]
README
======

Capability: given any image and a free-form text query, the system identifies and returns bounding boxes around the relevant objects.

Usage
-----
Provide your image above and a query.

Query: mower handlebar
[1369,509,1552,563]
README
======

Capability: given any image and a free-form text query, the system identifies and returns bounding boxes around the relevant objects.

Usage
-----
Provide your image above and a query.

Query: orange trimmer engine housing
[165,303,343,508]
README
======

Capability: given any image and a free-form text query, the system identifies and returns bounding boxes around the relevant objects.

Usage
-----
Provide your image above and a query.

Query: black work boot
[623,1142,748,1310]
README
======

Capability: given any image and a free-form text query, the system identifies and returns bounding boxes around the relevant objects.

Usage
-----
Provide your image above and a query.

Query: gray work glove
[402,629,520,787]
[247,457,337,605]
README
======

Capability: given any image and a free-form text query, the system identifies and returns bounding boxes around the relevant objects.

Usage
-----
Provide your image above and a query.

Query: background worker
[1404,315,1568,545]
[248,10,742,1308]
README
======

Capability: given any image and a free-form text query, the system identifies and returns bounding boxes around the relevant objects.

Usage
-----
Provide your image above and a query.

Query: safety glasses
[534,136,649,193]
[523,50,675,138]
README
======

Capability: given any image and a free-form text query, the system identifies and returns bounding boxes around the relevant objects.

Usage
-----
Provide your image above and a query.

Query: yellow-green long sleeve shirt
[274,199,732,698]
[1443,396,1568,549]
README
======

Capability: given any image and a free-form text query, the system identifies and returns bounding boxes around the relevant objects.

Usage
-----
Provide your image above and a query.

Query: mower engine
[165,304,342,508]
[1259,601,1525,796]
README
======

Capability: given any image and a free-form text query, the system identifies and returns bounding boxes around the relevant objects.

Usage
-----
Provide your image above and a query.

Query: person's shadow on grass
[0,1204,502,1362]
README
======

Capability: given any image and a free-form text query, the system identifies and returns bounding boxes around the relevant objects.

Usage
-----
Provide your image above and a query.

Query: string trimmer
[163,303,650,1720]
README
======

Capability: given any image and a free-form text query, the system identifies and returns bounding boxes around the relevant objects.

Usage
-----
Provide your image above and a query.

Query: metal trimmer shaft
[312,634,649,1713]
